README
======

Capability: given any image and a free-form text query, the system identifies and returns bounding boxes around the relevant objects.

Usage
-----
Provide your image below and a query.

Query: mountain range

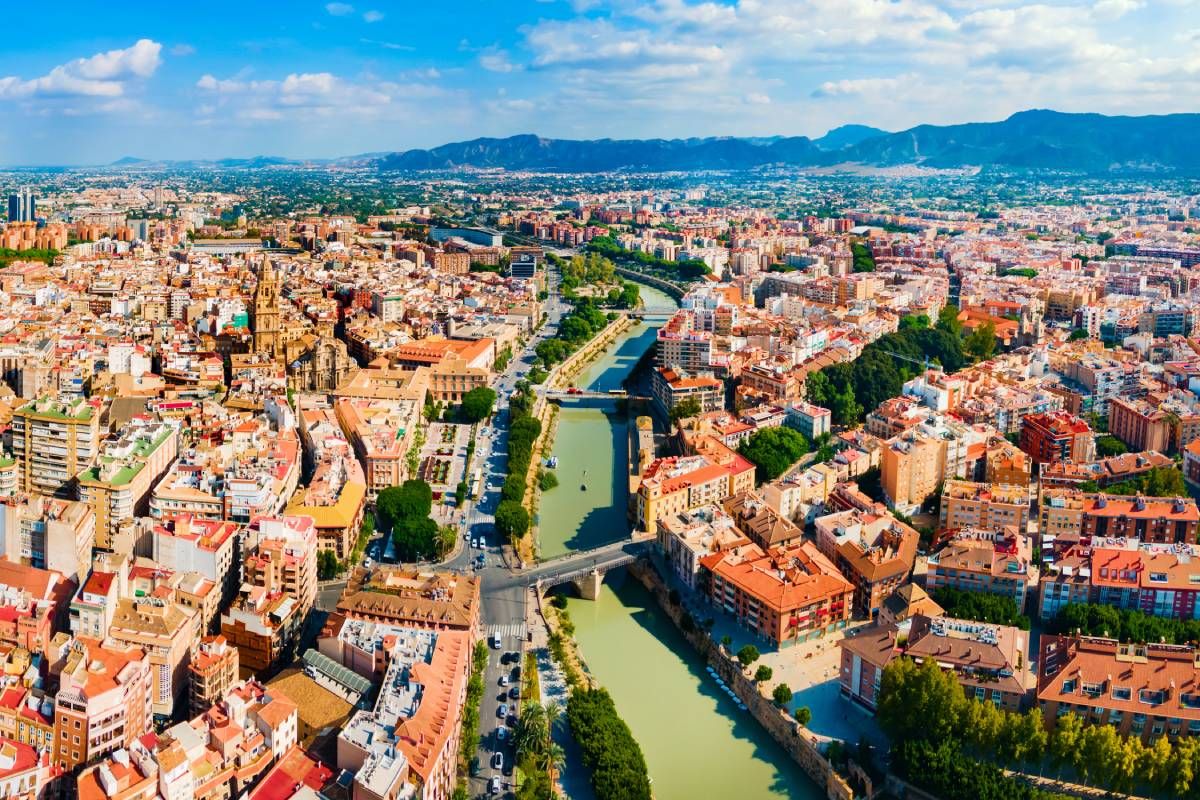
[374,110,1200,173]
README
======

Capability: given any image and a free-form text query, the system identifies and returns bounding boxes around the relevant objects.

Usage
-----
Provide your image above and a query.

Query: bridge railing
[537,554,639,587]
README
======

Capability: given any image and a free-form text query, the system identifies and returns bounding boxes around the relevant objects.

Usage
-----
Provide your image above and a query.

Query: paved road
[465,262,570,799]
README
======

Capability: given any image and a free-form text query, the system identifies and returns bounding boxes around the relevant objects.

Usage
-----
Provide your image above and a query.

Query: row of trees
[566,688,652,800]
[495,383,539,545]
[586,234,711,280]
[534,298,614,367]
[738,427,810,482]
[1051,602,1200,645]
[1097,465,1188,497]
[879,656,1200,797]
[455,640,489,799]
[931,586,1031,630]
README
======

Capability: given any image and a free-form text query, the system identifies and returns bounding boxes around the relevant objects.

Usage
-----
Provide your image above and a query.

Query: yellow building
[938,480,1030,533]
[881,432,945,514]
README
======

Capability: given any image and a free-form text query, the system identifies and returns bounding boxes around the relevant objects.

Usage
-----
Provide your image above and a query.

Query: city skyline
[1,0,1197,165]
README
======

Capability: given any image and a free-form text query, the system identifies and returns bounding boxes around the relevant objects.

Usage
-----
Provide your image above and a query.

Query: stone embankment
[627,559,863,800]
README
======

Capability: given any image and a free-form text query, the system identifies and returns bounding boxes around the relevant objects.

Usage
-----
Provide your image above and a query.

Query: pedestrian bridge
[542,389,652,402]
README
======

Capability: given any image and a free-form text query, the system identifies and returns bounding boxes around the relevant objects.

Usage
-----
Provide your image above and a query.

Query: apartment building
[722,491,803,550]
[926,527,1039,610]
[700,539,854,646]
[0,495,94,582]
[1019,411,1095,465]
[220,585,304,675]
[189,634,240,716]
[1108,396,1171,454]
[1037,635,1200,742]
[983,437,1032,486]
[636,452,755,535]
[840,614,1029,712]
[1081,494,1199,544]
[336,568,481,632]
[1039,540,1200,620]
[651,367,724,416]
[152,515,242,609]
[938,480,1030,534]
[106,596,200,720]
[287,408,367,558]
[785,401,831,441]
[243,515,318,618]
[657,506,748,591]
[334,397,420,499]
[1039,451,1175,493]
[53,637,153,772]
[11,396,102,498]
[334,623,471,800]
[880,431,944,514]
[814,507,919,618]
[76,418,179,549]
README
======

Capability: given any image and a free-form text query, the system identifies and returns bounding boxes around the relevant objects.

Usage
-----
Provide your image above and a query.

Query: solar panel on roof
[302,649,374,695]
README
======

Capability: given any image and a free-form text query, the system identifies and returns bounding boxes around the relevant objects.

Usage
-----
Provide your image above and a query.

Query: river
[538,282,822,800]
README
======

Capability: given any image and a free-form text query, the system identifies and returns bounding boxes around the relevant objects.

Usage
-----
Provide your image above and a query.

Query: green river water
[538,283,821,800]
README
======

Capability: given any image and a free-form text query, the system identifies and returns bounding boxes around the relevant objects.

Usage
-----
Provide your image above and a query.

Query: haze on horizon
[0,0,1196,165]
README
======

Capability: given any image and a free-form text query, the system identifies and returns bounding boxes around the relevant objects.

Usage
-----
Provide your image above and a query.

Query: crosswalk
[488,623,527,641]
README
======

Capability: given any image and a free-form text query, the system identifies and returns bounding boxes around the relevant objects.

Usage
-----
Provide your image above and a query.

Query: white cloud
[508,0,1200,138]
[362,9,384,22]
[325,2,354,16]
[170,43,196,57]
[480,49,520,73]
[194,68,446,122]
[0,39,162,100]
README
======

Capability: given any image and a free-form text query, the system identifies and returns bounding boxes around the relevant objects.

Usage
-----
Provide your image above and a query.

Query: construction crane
[880,350,939,374]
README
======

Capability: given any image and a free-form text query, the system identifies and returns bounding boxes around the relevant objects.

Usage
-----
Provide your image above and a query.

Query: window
[1061,679,1077,694]
[1140,689,1167,706]
[1112,687,1132,701]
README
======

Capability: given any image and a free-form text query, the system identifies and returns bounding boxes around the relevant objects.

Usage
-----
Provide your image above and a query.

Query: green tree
[668,396,703,423]
[460,386,497,422]
[805,370,833,407]
[965,320,998,361]
[851,241,875,273]
[538,470,559,491]
[772,683,793,706]
[738,427,810,482]
[877,658,966,745]
[736,645,760,668]
[1068,328,1089,341]
[793,706,812,726]
[317,549,341,579]
[1094,434,1128,458]
[392,515,439,561]
[495,499,531,545]
[376,479,433,530]
[937,304,963,337]
[1048,711,1083,778]
[754,665,773,683]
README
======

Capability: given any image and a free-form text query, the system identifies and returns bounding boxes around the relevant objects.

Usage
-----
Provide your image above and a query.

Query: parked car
[493,752,504,771]
[496,726,507,742]
[509,686,520,700]
[497,703,508,718]
[489,777,501,795]
[499,675,508,687]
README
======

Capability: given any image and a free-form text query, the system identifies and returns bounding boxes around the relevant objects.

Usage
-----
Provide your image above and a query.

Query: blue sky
[0,0,1195,164]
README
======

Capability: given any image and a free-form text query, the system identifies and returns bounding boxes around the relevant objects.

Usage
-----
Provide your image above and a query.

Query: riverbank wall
[524,314,634,561]
[627,558,860,800]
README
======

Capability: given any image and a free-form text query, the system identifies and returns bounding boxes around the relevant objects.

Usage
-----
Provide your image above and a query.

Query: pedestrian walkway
[488,622,527,640]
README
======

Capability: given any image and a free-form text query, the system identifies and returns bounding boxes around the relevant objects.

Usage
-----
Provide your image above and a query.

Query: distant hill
[376,111,1200,173]
[812,124,889,151]
[376,133,823,172]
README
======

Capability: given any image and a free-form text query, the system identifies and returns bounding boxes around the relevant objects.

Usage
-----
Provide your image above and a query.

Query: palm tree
[513,702,548,763]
